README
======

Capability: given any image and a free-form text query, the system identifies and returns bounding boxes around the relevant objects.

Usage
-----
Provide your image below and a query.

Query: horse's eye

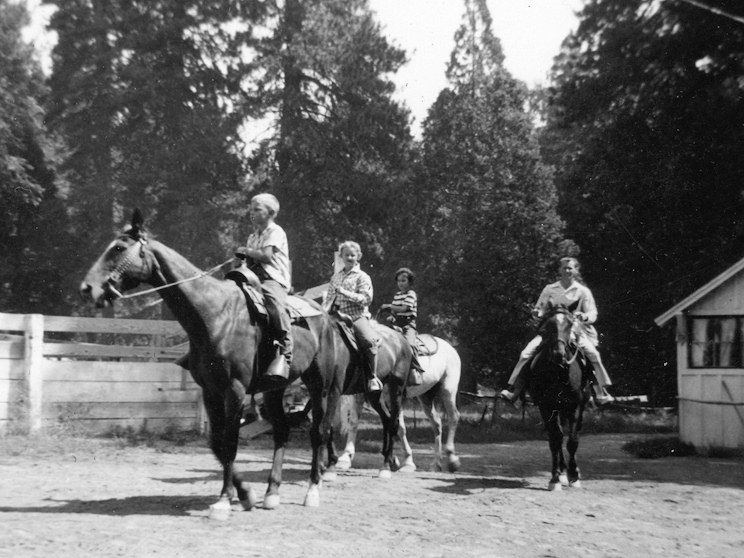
[112,245,126,253]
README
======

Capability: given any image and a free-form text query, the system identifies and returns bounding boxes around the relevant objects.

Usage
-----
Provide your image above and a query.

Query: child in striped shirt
[382,268,423,385]
[382,267,418,346]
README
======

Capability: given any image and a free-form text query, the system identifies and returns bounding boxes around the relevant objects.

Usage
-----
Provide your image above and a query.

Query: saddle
[414,334,438,357]
[226,270,323,325]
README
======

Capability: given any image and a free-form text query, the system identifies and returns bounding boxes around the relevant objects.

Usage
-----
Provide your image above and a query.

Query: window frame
[687,315,744,369]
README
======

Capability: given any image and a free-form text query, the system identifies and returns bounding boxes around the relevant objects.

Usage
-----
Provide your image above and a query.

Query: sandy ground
[1,432,743,558]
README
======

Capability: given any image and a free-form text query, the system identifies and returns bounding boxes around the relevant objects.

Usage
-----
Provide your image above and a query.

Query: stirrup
[367,377,383,392]
[265,353,290,380]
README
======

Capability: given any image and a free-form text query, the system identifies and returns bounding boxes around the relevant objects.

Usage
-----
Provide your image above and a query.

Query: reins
[116,258,233,299]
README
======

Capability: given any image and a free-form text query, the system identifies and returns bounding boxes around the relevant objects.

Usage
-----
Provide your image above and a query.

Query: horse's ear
[131,208,144,235]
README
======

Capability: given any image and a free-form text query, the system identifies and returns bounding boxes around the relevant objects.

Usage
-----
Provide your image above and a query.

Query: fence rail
[0,312,200,435]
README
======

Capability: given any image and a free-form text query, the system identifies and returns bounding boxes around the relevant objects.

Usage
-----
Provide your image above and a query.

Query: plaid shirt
[327,265,373,321]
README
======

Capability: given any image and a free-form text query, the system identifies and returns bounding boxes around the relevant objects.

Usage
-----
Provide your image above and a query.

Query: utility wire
[675,0,744,25]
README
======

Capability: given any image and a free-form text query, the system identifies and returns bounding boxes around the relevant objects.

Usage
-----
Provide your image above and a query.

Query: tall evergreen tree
[0,0,75,314]
[45,0,254,286]
[419,0,572,388]
[237,0,414,291]
[544,0,744,403]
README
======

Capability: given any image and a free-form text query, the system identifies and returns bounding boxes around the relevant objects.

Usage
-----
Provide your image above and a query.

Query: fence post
[24,314,44,433]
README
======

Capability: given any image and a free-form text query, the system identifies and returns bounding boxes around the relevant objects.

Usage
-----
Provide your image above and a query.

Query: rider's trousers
[508,333,612,390]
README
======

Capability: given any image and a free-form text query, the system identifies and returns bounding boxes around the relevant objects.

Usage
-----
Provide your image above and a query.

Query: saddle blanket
[235,282,323,322]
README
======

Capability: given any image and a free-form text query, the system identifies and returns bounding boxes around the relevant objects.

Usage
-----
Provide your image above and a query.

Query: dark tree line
[543,0,744,403]
[4,0,743,399]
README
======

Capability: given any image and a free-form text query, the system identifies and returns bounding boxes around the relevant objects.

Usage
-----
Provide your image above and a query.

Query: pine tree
[420,0,571,388]
[46,0,252,278]
[237,0,414,290]
[544,0,744,403]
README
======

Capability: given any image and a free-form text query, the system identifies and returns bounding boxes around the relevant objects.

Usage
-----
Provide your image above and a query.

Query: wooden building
[655,258,744,450]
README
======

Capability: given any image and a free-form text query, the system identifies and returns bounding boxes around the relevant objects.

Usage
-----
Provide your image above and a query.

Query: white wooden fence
[0,312,203,435]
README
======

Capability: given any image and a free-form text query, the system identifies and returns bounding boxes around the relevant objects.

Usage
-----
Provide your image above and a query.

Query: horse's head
[79,209,159,307]
[540,300,579,367]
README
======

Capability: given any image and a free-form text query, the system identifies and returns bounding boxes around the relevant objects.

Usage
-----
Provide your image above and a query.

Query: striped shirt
[391,289,417,326]
[326,265,373,321]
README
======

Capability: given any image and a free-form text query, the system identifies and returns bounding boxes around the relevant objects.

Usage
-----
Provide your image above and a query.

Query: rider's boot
[263,297,292,385]
[592,382,614,406]
[265,342,291,379]
[408,353,424,386]
[498,361,530,405]
[364,348,382,392]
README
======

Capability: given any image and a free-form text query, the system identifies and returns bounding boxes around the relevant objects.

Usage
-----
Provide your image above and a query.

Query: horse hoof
[263,493,281,510]
[569,479,582,489]
[391,456,401,472]
[447,455,461,473]
[548,481,562,492]
[239,485,258,510]
[208,498,231,521]
[378,468,392,479]
[399,463,416,473]
[559,473,569,486]
[322,470,338,482]
[303,485,320,507]
[337,454,352,471]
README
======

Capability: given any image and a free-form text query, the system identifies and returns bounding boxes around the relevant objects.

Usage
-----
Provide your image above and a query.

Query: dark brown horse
[528,301,591,491]
[79,210,409,516]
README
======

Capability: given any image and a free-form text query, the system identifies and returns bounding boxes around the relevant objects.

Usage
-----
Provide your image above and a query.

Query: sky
[368,0,583,133]
[22,0,582,136]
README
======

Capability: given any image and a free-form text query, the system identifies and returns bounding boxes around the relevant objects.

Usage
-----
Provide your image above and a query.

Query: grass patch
[622,436,696,459]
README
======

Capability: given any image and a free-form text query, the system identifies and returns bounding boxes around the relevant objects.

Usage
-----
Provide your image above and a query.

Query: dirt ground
[1,431,743,558]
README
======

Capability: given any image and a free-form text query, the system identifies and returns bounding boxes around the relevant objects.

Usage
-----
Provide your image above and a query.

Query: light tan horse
[336,334,462,473]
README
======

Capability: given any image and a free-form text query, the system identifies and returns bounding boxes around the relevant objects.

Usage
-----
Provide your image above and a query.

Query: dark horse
[79,210,411,516]
[528,301,591,491]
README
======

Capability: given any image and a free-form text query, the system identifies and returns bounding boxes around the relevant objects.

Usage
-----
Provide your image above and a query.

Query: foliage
[543,0,744,404]
[234,0,414,292]
[45,0,254,306]
[415,0,572,388]
[0,0,76,314]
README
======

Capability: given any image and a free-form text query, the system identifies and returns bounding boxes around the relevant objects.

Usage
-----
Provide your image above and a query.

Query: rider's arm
[244,245,273,264]
[577,287,598,324]
[533,285,553,318]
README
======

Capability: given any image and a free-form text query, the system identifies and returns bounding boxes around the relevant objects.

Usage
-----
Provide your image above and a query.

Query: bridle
[104,233,231,301]
[545,308,580,368]
[104,235,153,299]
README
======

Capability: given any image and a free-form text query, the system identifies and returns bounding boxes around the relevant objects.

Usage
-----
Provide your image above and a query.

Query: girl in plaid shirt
[325,241,382,392]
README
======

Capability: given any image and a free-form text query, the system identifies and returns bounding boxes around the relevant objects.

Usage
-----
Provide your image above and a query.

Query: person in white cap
[241,192,292,384]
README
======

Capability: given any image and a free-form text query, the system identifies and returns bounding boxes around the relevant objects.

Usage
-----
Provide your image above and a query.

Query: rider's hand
[576,312,588,322]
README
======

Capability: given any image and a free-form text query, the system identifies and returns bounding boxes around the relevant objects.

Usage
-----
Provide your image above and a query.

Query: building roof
[655,256,744,326]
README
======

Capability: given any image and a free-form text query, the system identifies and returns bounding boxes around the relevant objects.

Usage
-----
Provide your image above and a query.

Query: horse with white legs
[79,209,409,517]
[336,334,462,473]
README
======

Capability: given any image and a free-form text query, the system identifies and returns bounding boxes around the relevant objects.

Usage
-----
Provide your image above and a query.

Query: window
[688,316,744,368]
